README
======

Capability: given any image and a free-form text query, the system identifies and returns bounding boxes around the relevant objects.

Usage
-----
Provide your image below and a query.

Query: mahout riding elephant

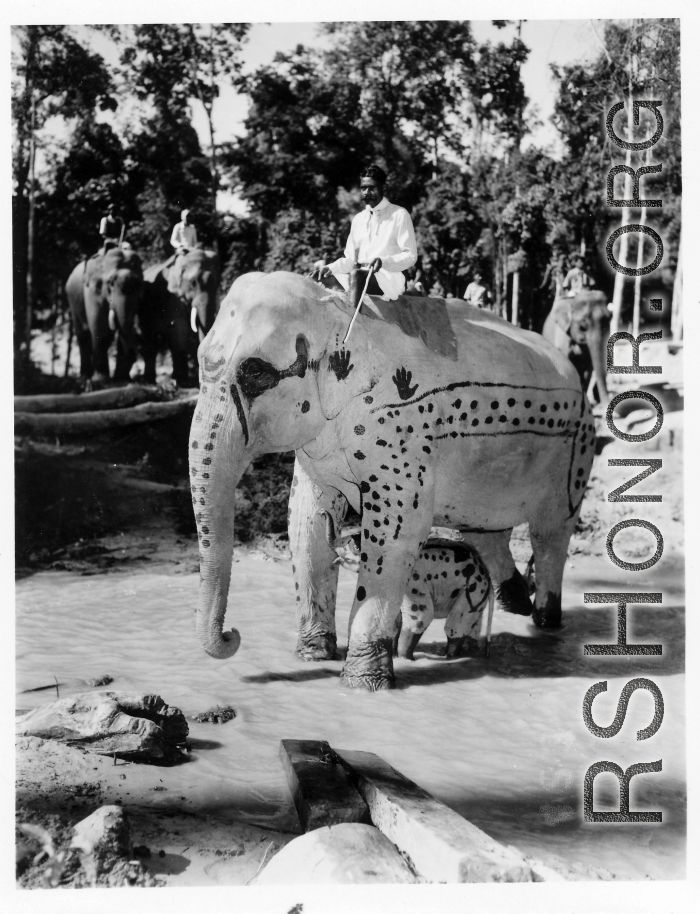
[320,514,495,660]
[542,291,610,404]
[65,247,144,385]
[189,272,595,690]
[140,248,220,386]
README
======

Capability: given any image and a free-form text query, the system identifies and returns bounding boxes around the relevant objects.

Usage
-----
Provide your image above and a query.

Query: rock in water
[15,691,188,763]
[254,823,418,884]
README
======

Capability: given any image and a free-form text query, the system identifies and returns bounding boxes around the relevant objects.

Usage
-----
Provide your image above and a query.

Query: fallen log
[15,392,199,436]
[13,386,180,414]
[336,748,534,883]
[280,739,370,832]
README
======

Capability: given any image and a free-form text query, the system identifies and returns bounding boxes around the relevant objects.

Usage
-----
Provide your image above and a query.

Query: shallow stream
[16,550,685,880]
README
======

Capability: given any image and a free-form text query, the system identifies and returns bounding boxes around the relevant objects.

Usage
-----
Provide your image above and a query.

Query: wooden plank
[280,740,370,833]
[335,748,533,883]
[14,393,199,436]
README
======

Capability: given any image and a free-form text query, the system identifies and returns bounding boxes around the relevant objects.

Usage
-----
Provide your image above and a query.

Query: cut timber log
[15,393,199,436]
[280,739,370,833]
[14,386,169,414]
[336,748,533,883]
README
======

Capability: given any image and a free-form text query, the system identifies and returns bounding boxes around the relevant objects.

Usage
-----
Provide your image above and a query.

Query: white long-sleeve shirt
[171,222,198,251]
[328,197,417,299]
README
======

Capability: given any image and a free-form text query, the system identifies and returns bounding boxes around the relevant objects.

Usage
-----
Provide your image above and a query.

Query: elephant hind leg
[529,517,576,628]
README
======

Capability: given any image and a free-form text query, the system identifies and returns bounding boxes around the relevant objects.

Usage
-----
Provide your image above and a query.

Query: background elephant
[542,291,610,404]
[65,247,144,385]
[189,272,594,690]
[141,248,220,386]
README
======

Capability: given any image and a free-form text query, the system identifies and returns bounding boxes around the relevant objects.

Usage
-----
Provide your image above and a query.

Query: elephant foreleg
[76,329,93,381]
[342,498,432,690]
[289,457,347,661]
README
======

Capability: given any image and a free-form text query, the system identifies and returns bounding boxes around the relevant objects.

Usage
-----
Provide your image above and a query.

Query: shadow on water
[440,780,686,869]
[143,852,191,876]
[397,605,684,687]
[240,667,340,685]
[186,737,225,752]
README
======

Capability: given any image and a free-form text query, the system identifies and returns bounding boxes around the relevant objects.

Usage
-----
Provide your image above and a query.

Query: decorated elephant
[542,291,610,404]
[65,247,144,385]
[188,272,594,690]
[140,248,220,386]
[321,514,495,660]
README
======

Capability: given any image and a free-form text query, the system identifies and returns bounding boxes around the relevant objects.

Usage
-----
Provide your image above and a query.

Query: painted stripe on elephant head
[236,335,309,401]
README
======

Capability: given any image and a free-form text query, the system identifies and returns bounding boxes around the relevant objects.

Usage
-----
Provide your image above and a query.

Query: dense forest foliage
[12,19,681,369]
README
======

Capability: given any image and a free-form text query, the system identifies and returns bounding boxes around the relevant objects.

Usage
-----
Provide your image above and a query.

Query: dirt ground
[14,345,685,888]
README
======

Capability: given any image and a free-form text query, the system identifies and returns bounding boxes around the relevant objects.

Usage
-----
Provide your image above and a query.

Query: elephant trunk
[189,396,250,659]
[589,326,609,404]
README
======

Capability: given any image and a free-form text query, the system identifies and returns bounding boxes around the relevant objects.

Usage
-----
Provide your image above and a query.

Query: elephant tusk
[191,306,198,334]
[108,309,116,331]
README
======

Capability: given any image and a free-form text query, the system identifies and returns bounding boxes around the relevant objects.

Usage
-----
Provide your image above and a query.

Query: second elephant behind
[140,249,220,386]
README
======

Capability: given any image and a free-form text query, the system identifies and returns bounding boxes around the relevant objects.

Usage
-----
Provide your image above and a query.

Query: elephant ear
[553,299,573,333]
[166,262,182,294]
[315,309,384,420]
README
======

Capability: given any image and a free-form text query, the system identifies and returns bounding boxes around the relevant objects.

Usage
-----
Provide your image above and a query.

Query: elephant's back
[436,297,580,390]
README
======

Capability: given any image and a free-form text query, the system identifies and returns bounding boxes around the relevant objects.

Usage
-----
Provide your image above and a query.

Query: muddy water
[16,552,685,880]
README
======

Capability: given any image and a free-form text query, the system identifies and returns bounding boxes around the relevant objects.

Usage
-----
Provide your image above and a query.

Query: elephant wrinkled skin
[188,272,595,690]
[542,291,610,404]
[141,249,220,386]
[66,248,144,384]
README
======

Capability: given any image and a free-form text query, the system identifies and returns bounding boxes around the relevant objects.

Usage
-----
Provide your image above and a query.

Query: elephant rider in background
[463,271,490,309]
[99,204,123,253]
[167,208,198,282]
[313,164,417,300]
[562,255,595,297]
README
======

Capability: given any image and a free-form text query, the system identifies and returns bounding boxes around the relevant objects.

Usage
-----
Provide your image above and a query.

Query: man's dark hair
[360,164,387,185]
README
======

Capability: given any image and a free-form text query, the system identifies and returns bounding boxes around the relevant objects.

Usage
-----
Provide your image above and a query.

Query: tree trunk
[511,270,520,326]
[25,108,36,358]
[14,393,199,435]
[610,82,636,335]
[671,229,682,341]
[632,206,647,338]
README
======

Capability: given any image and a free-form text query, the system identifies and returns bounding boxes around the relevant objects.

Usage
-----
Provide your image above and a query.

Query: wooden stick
[343,266,375,345]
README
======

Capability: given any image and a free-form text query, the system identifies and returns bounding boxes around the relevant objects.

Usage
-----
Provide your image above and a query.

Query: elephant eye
[236,336,309,401]
[236,358,282,400]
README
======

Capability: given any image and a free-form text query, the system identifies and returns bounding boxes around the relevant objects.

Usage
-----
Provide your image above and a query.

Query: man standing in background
[463,271,490,309]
